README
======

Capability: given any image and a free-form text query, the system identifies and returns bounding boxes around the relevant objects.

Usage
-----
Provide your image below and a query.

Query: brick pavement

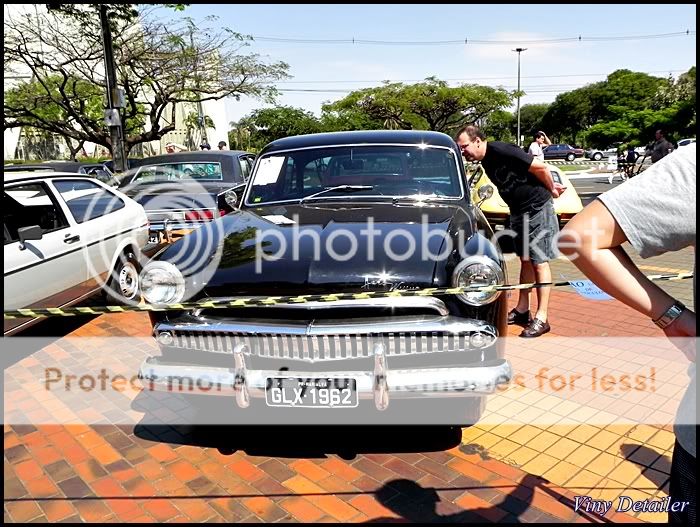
[4,246,694,523]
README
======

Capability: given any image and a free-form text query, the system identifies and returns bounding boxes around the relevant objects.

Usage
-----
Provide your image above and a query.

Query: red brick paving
[6,284,682,522]
[7,420,635,523]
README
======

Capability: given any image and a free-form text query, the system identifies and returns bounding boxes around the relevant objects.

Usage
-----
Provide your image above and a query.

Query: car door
[4,180,87,331]
[50,178,130,289]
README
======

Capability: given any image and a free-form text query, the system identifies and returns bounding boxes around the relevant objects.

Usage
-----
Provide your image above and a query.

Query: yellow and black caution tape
[3,272,692,319]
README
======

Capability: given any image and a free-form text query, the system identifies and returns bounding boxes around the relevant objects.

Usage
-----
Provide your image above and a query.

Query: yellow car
[468,163,583,229]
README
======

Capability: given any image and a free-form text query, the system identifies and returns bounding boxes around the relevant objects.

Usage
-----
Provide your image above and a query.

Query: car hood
[158,201,478,297]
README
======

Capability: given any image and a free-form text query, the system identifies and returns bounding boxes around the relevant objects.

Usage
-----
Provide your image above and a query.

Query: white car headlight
[451,256,504,306]
[140,262,185,305]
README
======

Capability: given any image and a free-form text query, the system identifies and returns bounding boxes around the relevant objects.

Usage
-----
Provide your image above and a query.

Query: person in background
[527,131,551,161]
[200,142,211,151]
[165,142,187,153]
[559,144,696,524]
[218,141,227,150]
[648,129,674,163]
[456,124,566,338]
[624,144,637,178]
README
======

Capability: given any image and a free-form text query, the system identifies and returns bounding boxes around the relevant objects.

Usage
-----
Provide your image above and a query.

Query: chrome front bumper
[137,343,512,411]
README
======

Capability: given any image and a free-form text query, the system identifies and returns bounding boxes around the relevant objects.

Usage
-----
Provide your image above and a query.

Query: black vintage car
[116,150,255,246]
[136,131,511,424]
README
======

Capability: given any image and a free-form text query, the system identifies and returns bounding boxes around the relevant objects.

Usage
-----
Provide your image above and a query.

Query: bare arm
[528,158,555,192]
[559,200,696,358]
[542,133,551,146]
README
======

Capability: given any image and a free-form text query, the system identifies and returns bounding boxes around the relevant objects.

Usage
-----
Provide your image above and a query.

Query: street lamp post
[513,47,527,147]
[99,4,128,172]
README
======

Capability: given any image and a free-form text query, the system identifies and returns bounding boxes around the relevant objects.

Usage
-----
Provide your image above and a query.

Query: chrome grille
[167,330,490,361]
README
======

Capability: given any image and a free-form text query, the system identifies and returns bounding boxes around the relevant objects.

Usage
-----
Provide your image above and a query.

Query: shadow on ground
[134,422,462,460]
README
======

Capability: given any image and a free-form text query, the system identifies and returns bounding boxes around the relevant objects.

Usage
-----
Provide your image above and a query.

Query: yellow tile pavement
[520,453,559,477]
[464,409,676,523]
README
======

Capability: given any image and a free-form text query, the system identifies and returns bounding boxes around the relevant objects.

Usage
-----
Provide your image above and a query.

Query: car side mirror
[224,190,238,209]
[476,184,494,208]
[17,225,43,249]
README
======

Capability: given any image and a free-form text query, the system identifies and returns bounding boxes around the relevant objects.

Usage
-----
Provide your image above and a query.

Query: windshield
[118,162,224,187]
[245,145,463,205]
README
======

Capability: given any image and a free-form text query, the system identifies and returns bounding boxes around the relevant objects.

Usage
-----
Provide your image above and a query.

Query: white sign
[254,156,286,185]
[568,280,614,301]
[262,215,296,225]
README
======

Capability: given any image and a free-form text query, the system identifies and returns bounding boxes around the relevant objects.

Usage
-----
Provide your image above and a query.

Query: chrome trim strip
[192,296,449,317]
[157,316,495,338]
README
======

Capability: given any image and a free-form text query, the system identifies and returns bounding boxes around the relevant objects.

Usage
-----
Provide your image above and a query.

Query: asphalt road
[568,172,624,206]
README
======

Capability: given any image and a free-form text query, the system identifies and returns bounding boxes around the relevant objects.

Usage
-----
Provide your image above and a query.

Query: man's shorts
[510,200,559,264]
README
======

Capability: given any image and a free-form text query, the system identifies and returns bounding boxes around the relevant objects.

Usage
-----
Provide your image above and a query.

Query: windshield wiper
[299,185,374,204]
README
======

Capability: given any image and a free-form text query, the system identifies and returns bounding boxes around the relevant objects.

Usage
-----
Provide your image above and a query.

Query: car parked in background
[677,138,696,148]
[137,130,511,425]
[543,144,585,162]
[4,171,148,335]
[116,150,255,246]
[4,161,118,187]
[469,163,583,229]
[584,146,619,161]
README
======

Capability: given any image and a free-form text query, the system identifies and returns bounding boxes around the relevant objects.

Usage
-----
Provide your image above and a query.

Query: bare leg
[516,258,534,313]
[533,261,552,322]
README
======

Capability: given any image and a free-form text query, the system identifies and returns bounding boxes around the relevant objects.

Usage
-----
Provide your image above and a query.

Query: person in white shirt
[528,131,551,161]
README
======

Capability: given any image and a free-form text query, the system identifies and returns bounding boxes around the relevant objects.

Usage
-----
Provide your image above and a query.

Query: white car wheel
[105,251,142,305]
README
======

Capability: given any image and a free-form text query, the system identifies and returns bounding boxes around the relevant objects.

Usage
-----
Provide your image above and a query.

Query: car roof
[3,165,56,172]
[133,150,252,167]
[6,160,107,170]
[4,171,96,184]
[260,130,457,155]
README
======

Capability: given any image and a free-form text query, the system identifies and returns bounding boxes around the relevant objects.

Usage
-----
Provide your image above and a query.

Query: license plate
[265,377,358,408]
[148,233,161,244]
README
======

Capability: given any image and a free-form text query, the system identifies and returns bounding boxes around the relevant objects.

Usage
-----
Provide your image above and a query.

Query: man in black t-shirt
[648,130,674,164]
[455,125,566,338]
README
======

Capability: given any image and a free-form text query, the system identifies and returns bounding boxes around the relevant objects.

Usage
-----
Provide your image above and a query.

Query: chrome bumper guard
[137,342,512,411]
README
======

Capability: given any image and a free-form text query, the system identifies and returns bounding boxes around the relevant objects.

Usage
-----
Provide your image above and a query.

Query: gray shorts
[510,201,559,264]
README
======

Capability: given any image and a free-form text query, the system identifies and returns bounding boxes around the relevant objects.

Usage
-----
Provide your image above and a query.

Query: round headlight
[451,256,504,306]
[140,262,185,305]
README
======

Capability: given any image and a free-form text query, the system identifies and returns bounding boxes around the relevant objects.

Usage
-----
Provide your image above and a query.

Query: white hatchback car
[4,172,149,335]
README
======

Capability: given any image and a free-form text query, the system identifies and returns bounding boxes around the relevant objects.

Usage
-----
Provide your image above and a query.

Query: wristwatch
[652,301,686,329]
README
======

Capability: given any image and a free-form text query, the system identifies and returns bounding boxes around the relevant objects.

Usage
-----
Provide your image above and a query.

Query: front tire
[592,152,603,161]
[104,251,141,305]
[566,153,576,162]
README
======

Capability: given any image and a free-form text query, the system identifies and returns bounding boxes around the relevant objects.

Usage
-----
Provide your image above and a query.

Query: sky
[134,4,693,125]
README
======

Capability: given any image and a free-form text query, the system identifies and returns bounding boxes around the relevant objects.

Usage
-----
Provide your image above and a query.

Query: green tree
[517,103,550,139]
[541,70,671,147]
[323,78,512,135]
[481,110,515,142]
[4,5,289,155]
[236,106,322,150]
[184,111,215,149]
